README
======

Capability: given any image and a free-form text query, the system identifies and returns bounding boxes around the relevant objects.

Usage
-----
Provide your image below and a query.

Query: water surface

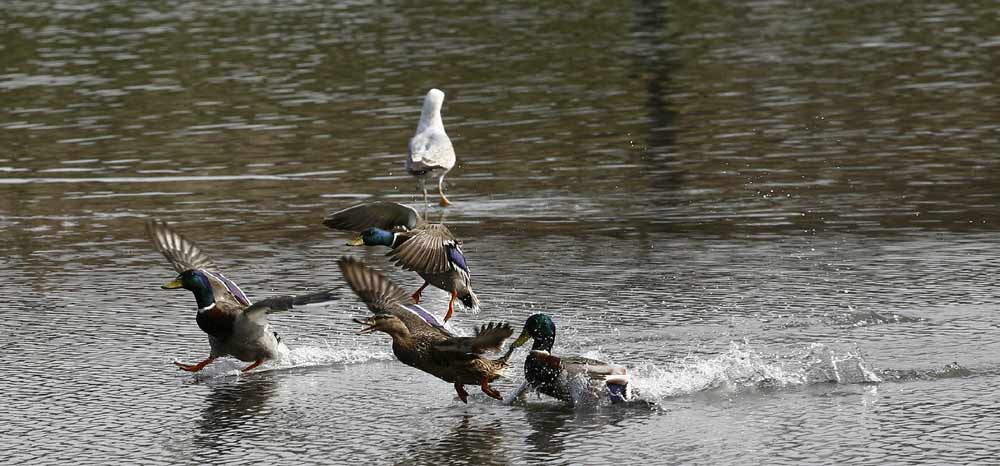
[2,0,999,463]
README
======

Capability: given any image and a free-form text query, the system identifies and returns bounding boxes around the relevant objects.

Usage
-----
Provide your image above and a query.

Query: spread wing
[242,289,339,320]
[408,130,455,170]
[433,322,513,355]
[388,224,458,274]
[322,202,420,232]
[337,256,451,336]
[338,256,411,313]
[146,219,216,273]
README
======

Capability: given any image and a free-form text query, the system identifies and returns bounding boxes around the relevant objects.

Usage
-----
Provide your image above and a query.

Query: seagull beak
[161,278,183,290]
[346,236,365,246]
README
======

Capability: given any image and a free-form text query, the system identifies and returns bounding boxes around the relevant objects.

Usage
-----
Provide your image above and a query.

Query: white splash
[627,342,881,404]
[183,341,393,380]
[275,342,394,367]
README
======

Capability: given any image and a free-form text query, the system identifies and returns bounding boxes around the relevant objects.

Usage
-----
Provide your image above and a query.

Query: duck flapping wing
[322,201,420,232]
[146,219,217,273]
[388,224,460,274]
[432,322,514,356]
[337,256,451,337]
[241,289,339,321]
[146,219,252,307]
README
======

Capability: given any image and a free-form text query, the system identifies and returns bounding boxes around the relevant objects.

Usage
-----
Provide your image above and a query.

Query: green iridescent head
[511,313,556,352]
[348,228,395,247]
[162,270,215,309]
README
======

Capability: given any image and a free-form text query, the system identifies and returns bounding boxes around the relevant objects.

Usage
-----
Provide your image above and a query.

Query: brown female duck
[338,256,509,403]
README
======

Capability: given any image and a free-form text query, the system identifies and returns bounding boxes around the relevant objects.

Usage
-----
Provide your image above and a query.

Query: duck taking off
[407,88,456,207]
[147,220,338,373]
[323,201,479,322]
[338,257,512,403]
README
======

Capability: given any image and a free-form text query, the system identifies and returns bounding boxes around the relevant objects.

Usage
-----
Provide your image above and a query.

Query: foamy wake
[626,342,881,404]
[528,342,881,408]
[184,341,393,380]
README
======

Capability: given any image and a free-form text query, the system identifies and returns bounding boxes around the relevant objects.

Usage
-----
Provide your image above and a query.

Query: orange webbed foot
[411,282,429,304]
[174,356,216,372]
[454,382,469,404]
[480,377,503,401]
[241,359,264,372]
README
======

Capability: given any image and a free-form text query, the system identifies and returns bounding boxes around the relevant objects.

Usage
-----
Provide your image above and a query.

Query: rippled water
[3,0,999,463]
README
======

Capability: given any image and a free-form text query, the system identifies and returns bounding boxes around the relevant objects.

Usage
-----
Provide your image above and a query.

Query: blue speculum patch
[447,245,469,273]
[404,304,446,328]
[206,270,251,305]
[606,382,628,403]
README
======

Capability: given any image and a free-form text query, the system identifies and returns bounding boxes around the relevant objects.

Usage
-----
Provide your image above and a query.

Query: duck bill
[161,278,184,290]
[510,330,530,349]
[346,236,365,246]
[352,317,377,334]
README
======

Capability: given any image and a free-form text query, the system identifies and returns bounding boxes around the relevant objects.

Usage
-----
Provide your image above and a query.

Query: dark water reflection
[522,406,574,463]
[2,0,999,464]
[194,376,280,449]
[396,415,511,466]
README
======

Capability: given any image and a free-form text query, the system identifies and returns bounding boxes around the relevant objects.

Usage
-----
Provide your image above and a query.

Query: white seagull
[406,88,456,207]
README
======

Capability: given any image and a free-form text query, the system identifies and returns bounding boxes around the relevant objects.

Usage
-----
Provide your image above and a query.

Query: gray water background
[2,1,999,464]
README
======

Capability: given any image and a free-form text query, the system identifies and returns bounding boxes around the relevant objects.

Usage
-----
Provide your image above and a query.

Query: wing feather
[146,219,216,273]
[337,257,451,336]
[559,355,629,380]
[323,202,420,232]
[408,131,455,170]
[337,256,410,314]
[432,322,513,355]
[242,289,338,320]
[388,224,456,274]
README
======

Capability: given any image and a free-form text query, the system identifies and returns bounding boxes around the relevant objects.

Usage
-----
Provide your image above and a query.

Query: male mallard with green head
[338,256,509,403]
[147,220,338,373]
[324,201,478,322]
[506,313,633,404]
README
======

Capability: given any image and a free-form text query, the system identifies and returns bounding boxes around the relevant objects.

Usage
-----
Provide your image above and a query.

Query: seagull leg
[241,359,264,372]
[437,173,451,207]
[480,376,503,401]
[174,356,216,372]
[411,281,429,304]
[454,382,469,404]
[418,178,428,205]
[444,290,458,322]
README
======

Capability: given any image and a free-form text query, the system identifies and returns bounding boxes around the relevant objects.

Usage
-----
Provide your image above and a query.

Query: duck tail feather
[460,290,480,312]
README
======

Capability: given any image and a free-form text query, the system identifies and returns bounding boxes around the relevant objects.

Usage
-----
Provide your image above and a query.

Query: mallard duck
[323,201,478,322]
[505,313,633,404]
[337,256,511,403]
[407,88,456,207]
[147,219,337,373]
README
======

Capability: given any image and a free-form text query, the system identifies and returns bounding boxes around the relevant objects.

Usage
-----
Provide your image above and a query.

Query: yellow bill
[511,330,530,348]
[161,278,184,289]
